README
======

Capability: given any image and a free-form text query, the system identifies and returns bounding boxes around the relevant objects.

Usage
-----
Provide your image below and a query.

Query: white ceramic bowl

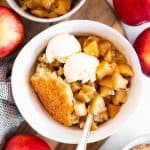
[123,133,150,150]
[6,0,86,23]
[11,20,142,144]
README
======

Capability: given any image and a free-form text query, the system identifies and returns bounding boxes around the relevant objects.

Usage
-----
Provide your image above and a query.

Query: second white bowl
[6,0,86,23]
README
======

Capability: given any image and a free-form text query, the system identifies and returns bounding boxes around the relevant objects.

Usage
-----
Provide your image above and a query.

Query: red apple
[134,28,150,76]
[5,134,51,150]
[0,6,24,58]
[113,0,150,26]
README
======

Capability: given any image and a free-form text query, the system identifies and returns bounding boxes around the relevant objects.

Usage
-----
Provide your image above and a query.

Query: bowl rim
[11,20,142,144]
[122,133,150,150]
[6,0,86,23]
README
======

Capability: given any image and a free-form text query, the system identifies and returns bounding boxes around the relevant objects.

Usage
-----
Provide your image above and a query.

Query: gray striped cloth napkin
[0,54,23,143]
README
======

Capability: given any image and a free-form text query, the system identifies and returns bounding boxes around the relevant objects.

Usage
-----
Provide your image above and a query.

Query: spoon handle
[76,113,93,150]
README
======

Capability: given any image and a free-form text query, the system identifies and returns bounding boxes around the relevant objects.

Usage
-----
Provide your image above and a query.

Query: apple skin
[0,6,24,58]
[5,134,51,150]
[113,0,150,26]
[134,28,150,76]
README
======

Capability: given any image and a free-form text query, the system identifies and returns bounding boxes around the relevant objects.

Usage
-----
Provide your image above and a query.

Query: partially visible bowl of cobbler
[123,134,150,150]
[6,0,86,23]
[11,20,142,143]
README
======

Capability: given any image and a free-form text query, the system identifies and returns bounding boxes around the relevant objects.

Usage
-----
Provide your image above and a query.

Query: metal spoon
[76,113,93,150]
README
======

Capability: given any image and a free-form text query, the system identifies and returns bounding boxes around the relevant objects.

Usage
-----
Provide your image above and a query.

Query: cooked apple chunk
[83,40,100,57]
[118,63,134,77]
[89,95,106,115]
[74,102,87,117]
[100,86,114,97]
[112,50,127,63]
[112,72,128,89]
[75,85,96,102]
[75,91,91,103]
[81,85,96,95]
[91,121,98,131]
[57,67,64,76]
[99,40,112,56]
[79,120,85,129]
[99,76,113,88]
[79,116,98,131]
[104,50,112,62]
[96,61,114,80]
[70,82,81,92]
[108,104,121,118]
[71,113,79,125]
[83,36,100,47]
[94,111,108,122]
[113,89,127,105]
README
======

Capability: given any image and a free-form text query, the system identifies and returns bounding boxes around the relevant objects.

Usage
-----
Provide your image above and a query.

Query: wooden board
[0,0,124,149]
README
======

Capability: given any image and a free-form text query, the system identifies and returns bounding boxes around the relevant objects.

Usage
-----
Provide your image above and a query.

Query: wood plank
[56,140,106,150]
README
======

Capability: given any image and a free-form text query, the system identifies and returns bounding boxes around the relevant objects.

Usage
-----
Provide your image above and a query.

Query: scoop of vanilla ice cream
[46,34,81,63]
[64,53,99,83]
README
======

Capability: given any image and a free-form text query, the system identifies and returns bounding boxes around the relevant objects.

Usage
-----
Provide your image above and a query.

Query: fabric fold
[0,55,23,143]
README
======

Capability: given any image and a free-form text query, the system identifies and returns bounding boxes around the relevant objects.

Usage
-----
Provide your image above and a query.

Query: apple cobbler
[17,0,76,18]
[30,34,134,130]
[131,144,150,150]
